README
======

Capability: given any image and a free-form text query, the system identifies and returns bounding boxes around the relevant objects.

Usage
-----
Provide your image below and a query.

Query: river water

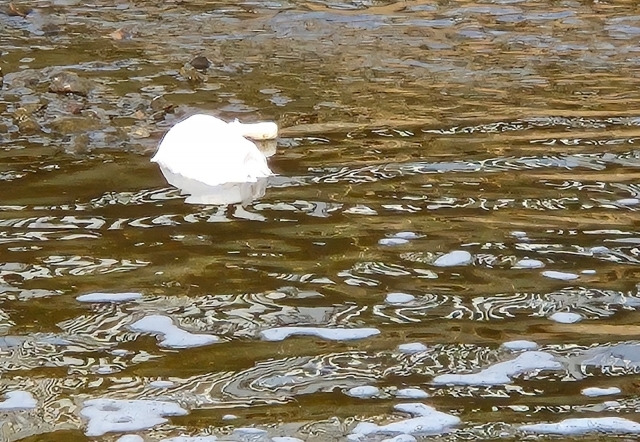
[1,1,640,441]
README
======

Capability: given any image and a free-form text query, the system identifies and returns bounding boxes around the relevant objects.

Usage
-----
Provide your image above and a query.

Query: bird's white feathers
[151,114,274,187]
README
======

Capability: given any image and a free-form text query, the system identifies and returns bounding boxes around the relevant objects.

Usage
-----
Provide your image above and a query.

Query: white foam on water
[385,292,415,304]
[95,366,117,375]
[81,398,188,436]
[117,436,144,442]
[351,403,460,437]
[398,343,428,353]
[222,414,238,420]
[581,269,596,274]
[542,270,579,280]
[501,340,538,351]
[393,232,420,239]
[76,292,143,303]
[0,390,37,410]
[433,250,472,267]
[395,388,429,399]
[260,326,380,342]
[603,400,621,409]
[272,437,304,442]
[549,312,583,323]
[382,435,417,442]
[520,417,640,435]
[232,428,267,438]
[617,198,640,206]
[432,351,562,386]
[345,205,378,215]
[581,387,621,397]
[512,259,544,269]
[161,437,218,442]
[150,380,175,389]
[346,385,380,398]
[130,315,219,348]
[414,268,438,278]
[111,349,131,357]
[379,238,410,246]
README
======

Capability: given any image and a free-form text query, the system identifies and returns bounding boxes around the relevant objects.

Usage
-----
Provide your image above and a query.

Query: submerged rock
[433,250,473,267]
[13,107,41,133]
[49,116,102,134]
[179,65,206,84]
[520,417,640,435]
[49,71,94,96]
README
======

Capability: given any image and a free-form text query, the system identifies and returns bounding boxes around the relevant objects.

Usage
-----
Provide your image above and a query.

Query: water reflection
[158,166,268,205]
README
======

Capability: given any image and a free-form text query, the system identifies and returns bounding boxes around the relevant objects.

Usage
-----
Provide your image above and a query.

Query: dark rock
[189,55,211,71]
[18,96,45,114]
[49,71,94,96]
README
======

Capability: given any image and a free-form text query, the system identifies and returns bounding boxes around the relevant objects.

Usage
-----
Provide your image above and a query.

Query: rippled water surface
[2,1,640,441]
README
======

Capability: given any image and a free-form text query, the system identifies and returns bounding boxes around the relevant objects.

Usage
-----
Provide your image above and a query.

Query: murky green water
[1,1,640,441]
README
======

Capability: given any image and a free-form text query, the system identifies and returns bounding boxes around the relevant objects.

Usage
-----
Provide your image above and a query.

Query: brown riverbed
[1,1,640,441]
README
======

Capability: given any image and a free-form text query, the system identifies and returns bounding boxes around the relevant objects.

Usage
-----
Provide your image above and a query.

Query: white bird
[151,114,278,187]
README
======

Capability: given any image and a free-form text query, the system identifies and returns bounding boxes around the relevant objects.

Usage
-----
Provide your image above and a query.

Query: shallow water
[1,1,640,441]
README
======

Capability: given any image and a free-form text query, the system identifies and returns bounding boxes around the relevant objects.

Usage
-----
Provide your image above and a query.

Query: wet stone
[109,28,135,41]
[150,95,173,113]
[398,343,428,353]
[13,108,41,133]
[49,116,103,134]
[190,55,211,71]
[130,126,151,139]
[346,385,380,398]
[67,133,90,154]
[49,71,94,96]
[4,69,41,89]
[549,312,582,323]
[385,292,415,304]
